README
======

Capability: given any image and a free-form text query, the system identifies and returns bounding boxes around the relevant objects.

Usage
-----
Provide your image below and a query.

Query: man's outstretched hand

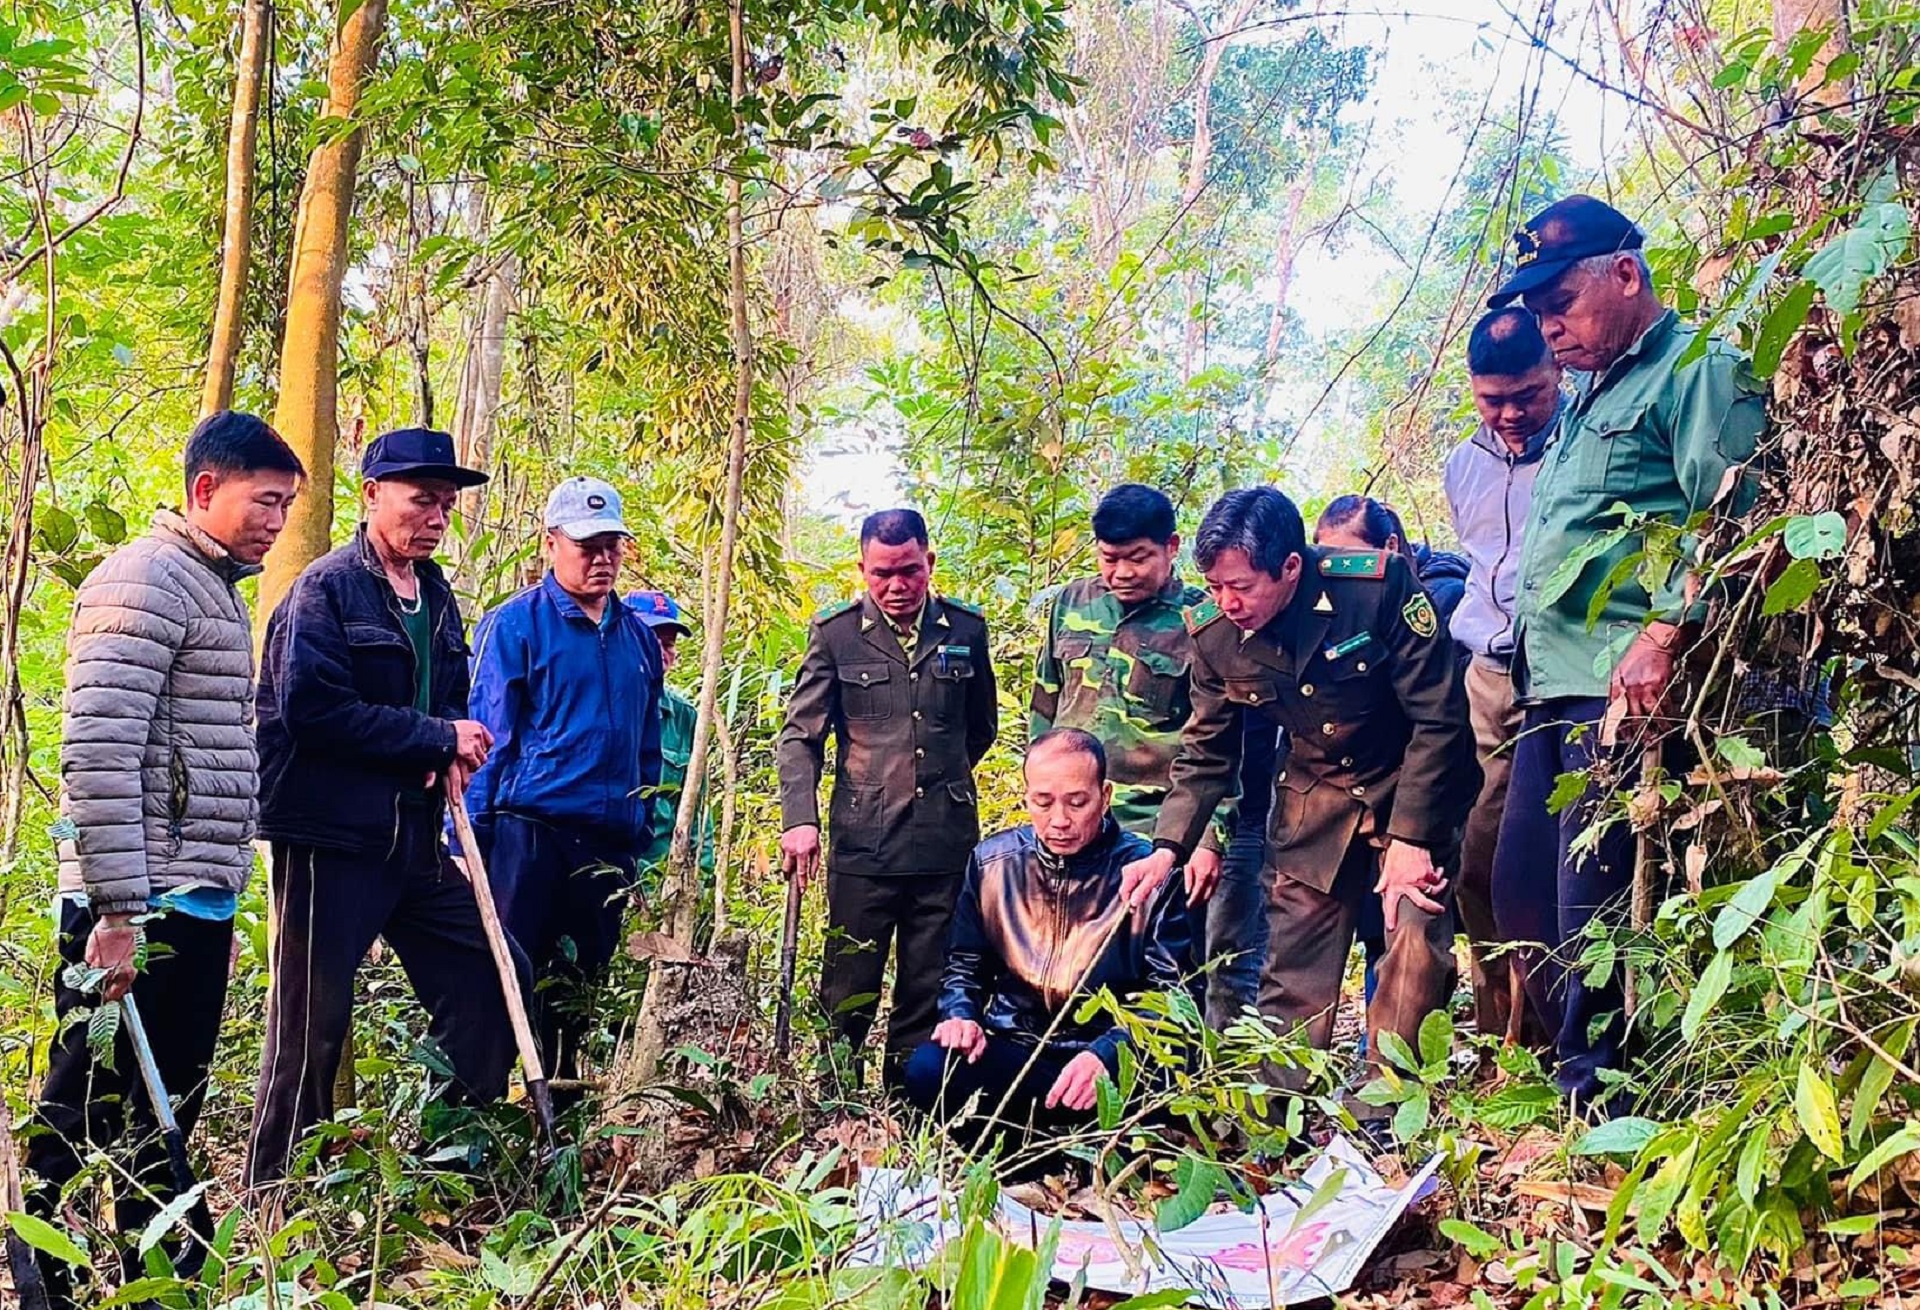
[1045,1050,1109,1112]
[1120,848,1177,909]
[932,1017,987,1063]
[781,824,822,892]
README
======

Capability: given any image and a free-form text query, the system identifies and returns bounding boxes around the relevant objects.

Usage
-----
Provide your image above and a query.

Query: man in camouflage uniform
[1124,488,1477,1083]
[778,509,999,1085]
[1031,484,1260,1025]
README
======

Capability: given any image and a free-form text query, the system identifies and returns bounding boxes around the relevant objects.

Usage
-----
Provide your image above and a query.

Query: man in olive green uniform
[778,509,999,1083]
[1123,488,1477,1077]
[1487,195,1765,1103]
[1031,484,1258,1025]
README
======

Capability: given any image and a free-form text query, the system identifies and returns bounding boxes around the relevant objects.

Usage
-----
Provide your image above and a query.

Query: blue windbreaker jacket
[460,573,665,852]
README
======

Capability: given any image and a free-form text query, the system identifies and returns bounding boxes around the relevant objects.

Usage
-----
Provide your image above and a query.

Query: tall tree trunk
[258,0,389,623]
[1773,0,1849,106]
[1173,0,1258,378]
[1260,176,1310,370]
[452,248,517,526]
[202,0,270,417]
[616,0,757,1092]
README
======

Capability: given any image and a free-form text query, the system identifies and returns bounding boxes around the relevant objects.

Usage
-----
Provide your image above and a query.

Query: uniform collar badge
[1313,591,1334,614]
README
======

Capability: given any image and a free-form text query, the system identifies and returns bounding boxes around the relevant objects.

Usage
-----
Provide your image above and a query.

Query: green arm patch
[941,596,985,618]
[1183,599,1222,634]
[1319,549,1388,580]
[1402,592,1439,639]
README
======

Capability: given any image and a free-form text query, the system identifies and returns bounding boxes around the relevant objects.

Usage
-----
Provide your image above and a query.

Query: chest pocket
[343,620,411,696]
[842,663,893,719]
[1223,676,1282,715]
[1559,405,1649,500]
[1125,647,1190,720]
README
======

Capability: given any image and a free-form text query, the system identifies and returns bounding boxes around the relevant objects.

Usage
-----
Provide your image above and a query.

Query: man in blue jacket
[248,428,514,1186]
[463,478,664,1101]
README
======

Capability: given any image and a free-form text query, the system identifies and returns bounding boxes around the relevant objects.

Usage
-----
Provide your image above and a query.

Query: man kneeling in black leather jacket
[901,728,1191,1153]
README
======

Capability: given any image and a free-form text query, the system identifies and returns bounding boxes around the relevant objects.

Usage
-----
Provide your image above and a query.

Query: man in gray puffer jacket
[26,411,303,1308]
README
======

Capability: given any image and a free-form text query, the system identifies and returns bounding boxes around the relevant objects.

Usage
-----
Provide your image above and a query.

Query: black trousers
[246,810,518,1184]
[476,812,633,1095]
[820,871,961,1073]
[26,901,229,1306]
[1492,697,1641,1101]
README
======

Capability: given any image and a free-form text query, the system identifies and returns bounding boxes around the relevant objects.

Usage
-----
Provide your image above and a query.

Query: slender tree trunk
[1260,176,1310,370]
[711,711,740,937]
[258,0,389,623]
[202,0,270,417]
[615,0,756,1092]
[1174,0,1257,378]
[1773,0,1849,105]
[452,251,517,525]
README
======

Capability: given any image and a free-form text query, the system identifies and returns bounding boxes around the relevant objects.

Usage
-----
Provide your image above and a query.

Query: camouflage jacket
[1031,574,1233,847]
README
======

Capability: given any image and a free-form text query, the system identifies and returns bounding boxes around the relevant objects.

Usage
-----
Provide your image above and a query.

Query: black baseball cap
[1488,194,1646,307]
[360,427,489,488]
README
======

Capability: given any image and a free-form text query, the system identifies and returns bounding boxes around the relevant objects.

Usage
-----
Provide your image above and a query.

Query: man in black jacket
[902,729,1189,1154]
[246,428,517,1185]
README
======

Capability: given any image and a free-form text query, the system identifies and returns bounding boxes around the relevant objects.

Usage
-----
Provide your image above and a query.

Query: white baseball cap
[544,476,632,540]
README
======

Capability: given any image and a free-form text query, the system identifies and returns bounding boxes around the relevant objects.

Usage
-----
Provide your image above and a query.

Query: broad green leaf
[1681,950,1733,1043]
[1546,767,1591,816]
[1417,1007,1453,1070]
[1847,1121,1920,1191]
[1852,1021,1916,1148]
[1783,511,1847,560]
[1573,1116,1663,1156]
[1753,280,1816,377]
[1762,558,1822,615]
[1713,867,1783,950]
[1716,735,1767,771]
[1803,201,1911,314]
[1393,1089,1430,1143]
[1797,1063,1845,1163]
[480,1246,539,1296]
[1154,1156,1224,1233]
[1636,1139,1696,1242]
[1438,1218,1504,1259]
[1867,787,1920,844]
[1537,527,1631,608]
[1477,1082,1558,1130]
[6,1212,90,1268]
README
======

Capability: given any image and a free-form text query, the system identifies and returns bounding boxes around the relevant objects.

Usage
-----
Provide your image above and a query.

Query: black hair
[1316,495,1413,562]
[1027,727,1108,785]
[859,508,929,550]
[1192,488,1305,579]
[1091,483,1176,546]
[185,411,306,493]
[1467,307,1552,377]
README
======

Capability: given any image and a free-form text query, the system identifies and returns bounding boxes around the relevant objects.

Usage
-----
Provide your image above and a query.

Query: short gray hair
[1573,249,1652,286]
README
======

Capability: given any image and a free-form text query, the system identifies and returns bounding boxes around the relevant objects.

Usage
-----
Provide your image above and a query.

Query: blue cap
[628,590,691,635]
[545,476,632,540]
[361,427,488,488]
[1489,194,1645,307]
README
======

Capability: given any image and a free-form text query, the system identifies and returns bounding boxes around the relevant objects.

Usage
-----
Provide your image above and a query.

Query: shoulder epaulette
[1318,549,1389,580]
[942,596,985,618]
[1183,599,1224,634]
[812,599,859,624]
[1176,581,1208,608]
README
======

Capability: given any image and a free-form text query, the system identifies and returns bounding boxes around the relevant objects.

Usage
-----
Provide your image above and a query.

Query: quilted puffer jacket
[55,510,262,914]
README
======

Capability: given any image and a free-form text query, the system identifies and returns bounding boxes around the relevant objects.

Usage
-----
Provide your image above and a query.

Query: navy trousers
[1492,696,1640,1100]
[1185,827,1270,1027]
[247,810,519,1185]
[903,1034,1093,1169]
[477,812,636,1090]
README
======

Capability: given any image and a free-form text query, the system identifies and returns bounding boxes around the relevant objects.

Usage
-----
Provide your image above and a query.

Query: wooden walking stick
[447,794,559,1151]
[1627,739,1664,1016]
[774,874,803,1059]
[0,1091,53,1310]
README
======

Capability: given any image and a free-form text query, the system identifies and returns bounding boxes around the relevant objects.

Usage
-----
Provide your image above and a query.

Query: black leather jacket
[938,819,1191,1070]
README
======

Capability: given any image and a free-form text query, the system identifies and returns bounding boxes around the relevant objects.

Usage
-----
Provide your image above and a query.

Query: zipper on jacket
[1488,451,1520,654]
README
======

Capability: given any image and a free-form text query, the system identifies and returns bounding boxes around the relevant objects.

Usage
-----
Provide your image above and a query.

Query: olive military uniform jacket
[1154,549,1477,893]
[777,594,999,878]
[1030,574,1232,845]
